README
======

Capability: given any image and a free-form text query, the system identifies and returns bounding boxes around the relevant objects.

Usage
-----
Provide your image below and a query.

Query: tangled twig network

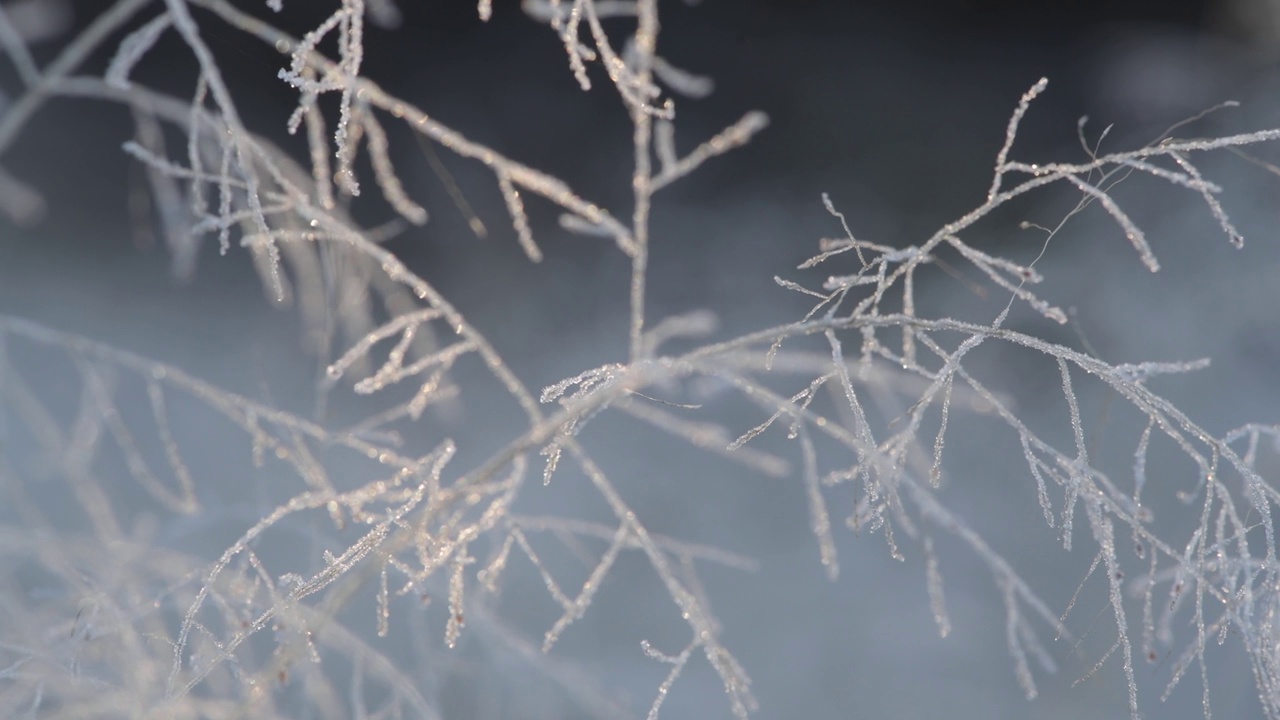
[1,1,1279,718]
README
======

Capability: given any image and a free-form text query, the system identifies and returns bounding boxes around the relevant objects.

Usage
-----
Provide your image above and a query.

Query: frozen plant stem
[628,0,659,361]
[1,2,1279,720]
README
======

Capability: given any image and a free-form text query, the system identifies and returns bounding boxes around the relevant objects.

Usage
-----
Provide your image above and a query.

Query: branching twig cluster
[0,1,1278,719]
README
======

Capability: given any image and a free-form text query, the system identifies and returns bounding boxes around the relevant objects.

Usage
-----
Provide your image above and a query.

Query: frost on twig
[724,76,1280,718]
[2,3,1279,720]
